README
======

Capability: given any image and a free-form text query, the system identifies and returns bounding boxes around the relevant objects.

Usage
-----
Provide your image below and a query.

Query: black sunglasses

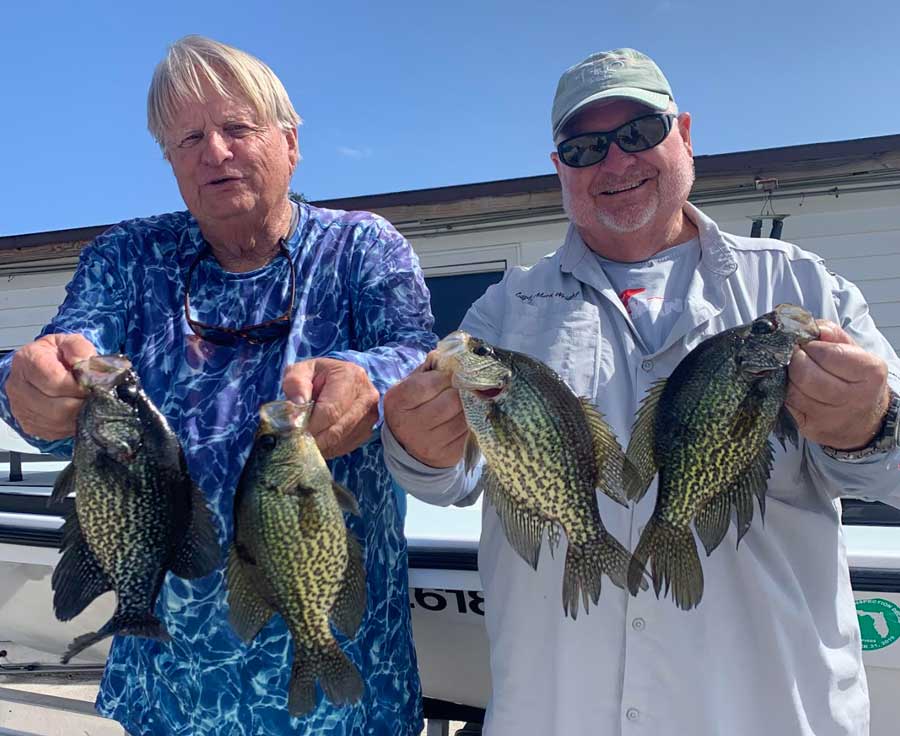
[556,113,676,168]
[183,240,296,347]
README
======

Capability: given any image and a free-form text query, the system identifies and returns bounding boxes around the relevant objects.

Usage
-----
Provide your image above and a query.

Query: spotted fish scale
[227,400,367,717]
[436,331,643,619]
[50,355,220,664]
[624,304,820,610]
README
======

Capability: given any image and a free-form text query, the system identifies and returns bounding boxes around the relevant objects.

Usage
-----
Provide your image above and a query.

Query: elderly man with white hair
[0,36,433,735]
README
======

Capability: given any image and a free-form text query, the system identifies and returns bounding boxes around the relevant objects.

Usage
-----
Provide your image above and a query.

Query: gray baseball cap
[551,48,673,141]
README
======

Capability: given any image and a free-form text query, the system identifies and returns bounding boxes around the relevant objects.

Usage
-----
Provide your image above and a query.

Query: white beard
[563,150,696,235]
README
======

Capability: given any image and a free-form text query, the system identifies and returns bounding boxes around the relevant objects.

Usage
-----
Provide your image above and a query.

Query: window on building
[425,270,505,340]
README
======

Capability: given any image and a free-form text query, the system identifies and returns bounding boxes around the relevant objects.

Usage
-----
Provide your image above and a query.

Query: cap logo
[584,54,629,84]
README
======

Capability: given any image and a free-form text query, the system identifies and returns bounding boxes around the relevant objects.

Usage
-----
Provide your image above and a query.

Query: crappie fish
[624,304,820,610]
[227,400,366,717]
[433,330,644,620]
[49,355,220,663]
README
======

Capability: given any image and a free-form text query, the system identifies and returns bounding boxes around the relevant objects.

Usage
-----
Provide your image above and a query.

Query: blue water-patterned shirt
[0,203,436,735]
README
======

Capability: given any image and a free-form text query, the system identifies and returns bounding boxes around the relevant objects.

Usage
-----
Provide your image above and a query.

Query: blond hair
[147,35,301,152]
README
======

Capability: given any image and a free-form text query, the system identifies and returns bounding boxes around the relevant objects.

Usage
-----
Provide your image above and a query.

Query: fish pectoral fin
[51,513,112,622]
[225,546,275,644]
[732,439,775,546]
[331,533,367,637]
[168,483,221,580]
[331,482,361,516]
[694,493,732,557]
[464,431,481,475]
[49,462,77,507]
[483,468,544,571]
[624,379,666,503]
[774,406,800,450]
[730,385,771,440]
[578,398,628,507]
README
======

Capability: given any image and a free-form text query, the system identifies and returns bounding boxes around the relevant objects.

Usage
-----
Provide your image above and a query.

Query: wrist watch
[822,389,900,461]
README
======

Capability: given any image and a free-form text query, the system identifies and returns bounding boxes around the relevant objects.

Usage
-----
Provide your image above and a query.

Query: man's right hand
[383,355,469,468]
[7,334,97,441]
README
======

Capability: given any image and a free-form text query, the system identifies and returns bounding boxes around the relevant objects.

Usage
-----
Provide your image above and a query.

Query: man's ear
[550,151,563,177]
[677,112,693,157]
[285,127,300,172]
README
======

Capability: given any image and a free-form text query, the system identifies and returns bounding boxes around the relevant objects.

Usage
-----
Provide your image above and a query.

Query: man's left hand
[283,358,379,459]
[786,320,891,450]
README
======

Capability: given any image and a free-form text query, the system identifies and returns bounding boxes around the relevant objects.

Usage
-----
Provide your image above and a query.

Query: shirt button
[626,707,640,722]
[632,617,645,631]
[641,359,653,372]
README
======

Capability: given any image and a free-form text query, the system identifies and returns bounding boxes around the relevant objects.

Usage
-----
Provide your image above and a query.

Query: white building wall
[411,186,900,351]
[1,186,899,352]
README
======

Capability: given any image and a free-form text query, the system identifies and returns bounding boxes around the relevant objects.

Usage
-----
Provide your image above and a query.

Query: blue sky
[3,0,899,236]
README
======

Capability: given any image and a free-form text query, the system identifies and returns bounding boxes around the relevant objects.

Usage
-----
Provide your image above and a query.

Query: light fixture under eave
[747,177,790,239]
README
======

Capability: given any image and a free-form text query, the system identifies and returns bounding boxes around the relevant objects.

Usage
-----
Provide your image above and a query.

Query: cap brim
[553,88,671,140]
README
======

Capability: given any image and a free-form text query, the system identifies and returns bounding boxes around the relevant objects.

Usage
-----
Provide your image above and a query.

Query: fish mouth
[774,304,820,343]
[434,331,510,394]
[73,355,133,389]
[259,400,313,434]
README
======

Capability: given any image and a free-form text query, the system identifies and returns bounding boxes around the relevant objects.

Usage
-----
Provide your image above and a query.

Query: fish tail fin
[61,611,170,664]
[628,518,703,611]
[288,644,364,717]
[562,530,636,620]
[287,662,317,717]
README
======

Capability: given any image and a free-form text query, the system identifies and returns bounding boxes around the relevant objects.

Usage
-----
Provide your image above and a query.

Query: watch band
[822,389,900,461]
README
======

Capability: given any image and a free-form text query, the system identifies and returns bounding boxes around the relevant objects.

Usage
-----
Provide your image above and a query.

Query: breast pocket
[498,303,601,399]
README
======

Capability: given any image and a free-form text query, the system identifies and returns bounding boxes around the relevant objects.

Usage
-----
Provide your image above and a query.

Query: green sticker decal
[857,598,900,651]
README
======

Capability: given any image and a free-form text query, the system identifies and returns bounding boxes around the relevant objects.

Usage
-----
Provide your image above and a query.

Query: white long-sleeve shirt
[384,203,900,736]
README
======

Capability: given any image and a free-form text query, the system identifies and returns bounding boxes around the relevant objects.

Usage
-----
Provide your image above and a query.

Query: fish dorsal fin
[578,397,628,507]
[624,379,667,503]
[331,533,367,637]
[333,482,361,516]
[49,462,77,507]
[169,481,221,580]
[51,512,112,622]
[225,546,276,644]
[464,431,481,475]
[482,466,544,571]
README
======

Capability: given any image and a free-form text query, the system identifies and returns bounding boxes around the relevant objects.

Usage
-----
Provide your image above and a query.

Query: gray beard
[563,159,696,235]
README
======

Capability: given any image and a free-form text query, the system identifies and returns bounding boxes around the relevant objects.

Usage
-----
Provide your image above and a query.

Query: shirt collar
[558,202,737,278]
[183,199,307,260]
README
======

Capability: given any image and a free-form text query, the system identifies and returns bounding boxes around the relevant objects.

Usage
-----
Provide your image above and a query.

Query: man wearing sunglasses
[383,48,900,735]
[0,36,434,735]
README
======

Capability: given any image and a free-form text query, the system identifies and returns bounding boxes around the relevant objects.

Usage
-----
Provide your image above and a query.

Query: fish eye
[751,318,776,335]
[115,382,138,402]
[472,344,491,357]
[258,434,278,451]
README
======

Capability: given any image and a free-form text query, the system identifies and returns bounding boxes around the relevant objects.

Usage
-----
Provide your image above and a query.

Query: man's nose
[200,130,233,166]
[599,140,637,175]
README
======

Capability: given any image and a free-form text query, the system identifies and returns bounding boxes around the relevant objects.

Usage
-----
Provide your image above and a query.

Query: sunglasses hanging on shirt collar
[183,202,300,347]
[183,240,296,347]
